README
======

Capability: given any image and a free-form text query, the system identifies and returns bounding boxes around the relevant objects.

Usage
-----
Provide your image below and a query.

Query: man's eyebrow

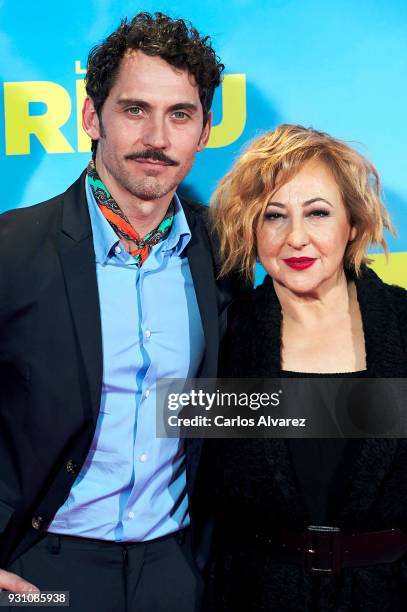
[266,197,333,208]
[168,102,199,113]
[116,98,151,109]
[115,99,199,113]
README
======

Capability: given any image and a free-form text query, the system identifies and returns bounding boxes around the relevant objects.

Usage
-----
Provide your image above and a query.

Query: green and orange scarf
[87,160,174,266]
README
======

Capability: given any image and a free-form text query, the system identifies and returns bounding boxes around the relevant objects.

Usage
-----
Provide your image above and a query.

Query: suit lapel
[182,202,219,378]
[57,172,103,422]
[181,202,220,494]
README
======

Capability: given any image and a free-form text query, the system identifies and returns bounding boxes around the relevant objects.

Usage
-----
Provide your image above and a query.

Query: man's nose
[142,116,170,149]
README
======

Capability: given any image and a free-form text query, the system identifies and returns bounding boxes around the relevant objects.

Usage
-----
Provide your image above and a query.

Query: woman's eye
[309,209,330,218]
[264,212,285,220]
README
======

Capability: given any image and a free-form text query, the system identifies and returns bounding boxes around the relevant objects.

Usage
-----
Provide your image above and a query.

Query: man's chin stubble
[122,177,178,202]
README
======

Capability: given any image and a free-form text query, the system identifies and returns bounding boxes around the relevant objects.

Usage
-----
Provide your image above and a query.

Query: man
[0,12,243,611]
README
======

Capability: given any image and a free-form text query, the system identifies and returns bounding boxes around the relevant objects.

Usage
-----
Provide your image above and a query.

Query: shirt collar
[85,176,191,264]
[86,176,119,264]
[162,193,191,254]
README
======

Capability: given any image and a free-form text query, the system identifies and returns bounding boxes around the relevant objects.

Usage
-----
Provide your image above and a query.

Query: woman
[204,125,407,611]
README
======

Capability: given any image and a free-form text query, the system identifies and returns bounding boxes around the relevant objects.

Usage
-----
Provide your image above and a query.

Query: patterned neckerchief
[87,160,174,266]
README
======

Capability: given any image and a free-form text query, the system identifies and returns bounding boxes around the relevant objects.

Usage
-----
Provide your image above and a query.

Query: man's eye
[173,111,188,119]
[128,107,142,115]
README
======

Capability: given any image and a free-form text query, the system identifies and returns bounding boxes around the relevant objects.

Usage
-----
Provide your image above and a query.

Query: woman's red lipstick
[283,257,316,270]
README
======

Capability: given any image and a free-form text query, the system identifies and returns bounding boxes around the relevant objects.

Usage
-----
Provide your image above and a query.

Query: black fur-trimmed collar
[246,265,407,378]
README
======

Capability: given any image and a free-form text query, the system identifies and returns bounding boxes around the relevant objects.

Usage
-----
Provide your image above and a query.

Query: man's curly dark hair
[86,11,224,154]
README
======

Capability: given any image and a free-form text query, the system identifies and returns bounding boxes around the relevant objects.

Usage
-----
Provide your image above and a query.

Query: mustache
[126,150,179,166]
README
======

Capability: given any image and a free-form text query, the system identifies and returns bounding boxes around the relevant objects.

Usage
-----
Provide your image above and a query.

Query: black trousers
[7,529,203,612]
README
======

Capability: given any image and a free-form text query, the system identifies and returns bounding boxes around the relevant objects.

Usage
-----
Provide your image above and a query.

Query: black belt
[252,525,407,576]
[43,528,189,551]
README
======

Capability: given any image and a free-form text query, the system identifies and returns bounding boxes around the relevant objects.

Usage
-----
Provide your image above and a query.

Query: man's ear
[82,96,102,140]
[197,111,212,152]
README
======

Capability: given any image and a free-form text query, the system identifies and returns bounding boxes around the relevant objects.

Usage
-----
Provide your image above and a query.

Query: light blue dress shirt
[49,178,205,541]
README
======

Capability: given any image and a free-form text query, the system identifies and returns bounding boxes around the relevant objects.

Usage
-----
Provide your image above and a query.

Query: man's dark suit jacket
[0,171,240,569]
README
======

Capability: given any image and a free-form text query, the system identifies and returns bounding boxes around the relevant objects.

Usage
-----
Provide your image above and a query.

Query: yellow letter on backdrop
[4,81,74,155]
[76,79,91,153]
[208,74,246,148]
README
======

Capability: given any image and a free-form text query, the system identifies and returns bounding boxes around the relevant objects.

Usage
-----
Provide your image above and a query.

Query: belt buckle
[304,525,341,576]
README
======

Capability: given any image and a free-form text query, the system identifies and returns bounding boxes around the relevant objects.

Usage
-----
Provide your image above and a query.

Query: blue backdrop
[1,0,406,286]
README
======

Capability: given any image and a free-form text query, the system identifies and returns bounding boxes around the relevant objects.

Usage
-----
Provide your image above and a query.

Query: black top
[281,370,367,523]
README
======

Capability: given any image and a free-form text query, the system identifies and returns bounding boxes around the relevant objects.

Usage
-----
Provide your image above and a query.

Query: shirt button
[114,245,121,254]
[144,389,150,398]
[32,516,44,530]
[139,453,148,463]
[128,511,135,520]
[144,329,151,339]
[66,459,78,475]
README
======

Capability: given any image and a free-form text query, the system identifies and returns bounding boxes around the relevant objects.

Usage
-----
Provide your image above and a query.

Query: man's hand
[0,568,39,592]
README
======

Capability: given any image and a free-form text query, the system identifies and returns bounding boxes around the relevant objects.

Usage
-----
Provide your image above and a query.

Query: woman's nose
[286,220,310,249]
